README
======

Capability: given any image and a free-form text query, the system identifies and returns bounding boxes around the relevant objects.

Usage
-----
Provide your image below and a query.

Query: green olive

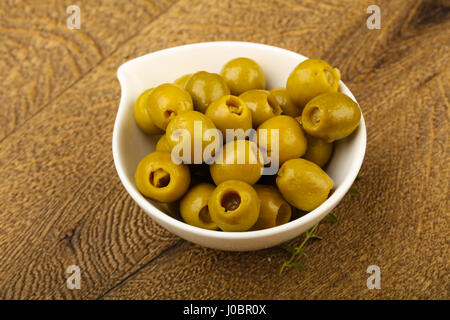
[205,95,252,137]
[166,110,220,164]
[239,90,282,127]
[276,158,333,211]
[174,73,192,88]
[155,134,172,152]
[251,185,292,230]
[303,134,333,167]
[208,180,260,232]
[134,88,164,135]
[154,201,180,219]
[256,115,307,165]
[269,88,302,117]
[135,151,191,203]
[180,183,219,230]
[220,57,266,95]
[301,92,361,142]
[210,139,263,185]
[147,83,194,130]
[286,59,340,107]
[185,71,230,113]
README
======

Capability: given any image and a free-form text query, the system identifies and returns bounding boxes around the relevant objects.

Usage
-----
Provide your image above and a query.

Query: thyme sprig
[279,223,321,274]
[279,174,362,274]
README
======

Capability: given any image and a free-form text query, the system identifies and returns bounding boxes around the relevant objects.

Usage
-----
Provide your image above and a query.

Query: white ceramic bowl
[113,41,366,251]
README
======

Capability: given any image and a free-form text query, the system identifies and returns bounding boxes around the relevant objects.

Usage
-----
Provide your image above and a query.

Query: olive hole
[324,69,335,86]
[149,168,171,188]
[226,97,242,115]
[164,109,176,119]
[198,206,213,224]
[309,107,321,126]
[276,203,292,226]
[221,191,241,212]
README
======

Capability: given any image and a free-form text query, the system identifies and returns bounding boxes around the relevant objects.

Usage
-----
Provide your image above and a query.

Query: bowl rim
[113,41,366,241]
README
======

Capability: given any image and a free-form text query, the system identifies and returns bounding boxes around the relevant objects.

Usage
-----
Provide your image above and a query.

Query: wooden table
[0,0,448,300]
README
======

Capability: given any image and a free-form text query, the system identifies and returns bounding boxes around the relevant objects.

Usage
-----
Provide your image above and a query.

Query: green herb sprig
[279,223,320,274]
[324,212,338,222]
[279,174,362,274]
[349,175,362,194]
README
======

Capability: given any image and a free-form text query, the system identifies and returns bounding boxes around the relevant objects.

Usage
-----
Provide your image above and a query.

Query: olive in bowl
[113,42,366,251]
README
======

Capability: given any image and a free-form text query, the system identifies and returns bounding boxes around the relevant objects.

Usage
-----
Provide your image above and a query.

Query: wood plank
[0,0,186,299]
[0,0,448,299]
[102,0,450,299]
[0,0,177,140]
[103,70,449,299]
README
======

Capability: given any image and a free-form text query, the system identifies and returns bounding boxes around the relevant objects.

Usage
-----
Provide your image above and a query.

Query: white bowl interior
[113,42,366,251]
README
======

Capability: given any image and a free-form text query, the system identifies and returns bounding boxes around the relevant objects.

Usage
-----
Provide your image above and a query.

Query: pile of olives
[133,57,361,232]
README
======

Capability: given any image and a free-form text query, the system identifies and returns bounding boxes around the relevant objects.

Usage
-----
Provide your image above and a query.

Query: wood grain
[0,0,177,140]
[104,72,450,300]
[102,0,450,300]
[0,0,448,299]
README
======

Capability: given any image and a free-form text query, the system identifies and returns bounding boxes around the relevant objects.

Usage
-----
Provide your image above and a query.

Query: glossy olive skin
[256,115,307,165]
[210,139,263,185]
[239,90,282,127]
[208,180,260,232]
[303,134,333,167]
[220,57,266,95]
[251,185,292,230]
[286,59,340,107]
[205,95,252,137]
[155,134,172,152]
[185,71,230,113]
[301,92,361,142]
[134,88,164,135]
[276,158,333,211]
[166,110,219,164]
[180,183,219,230]
[147,83,193,130]
[135,151,190,203]
[269,88,302,117]
[174,73,192,88]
